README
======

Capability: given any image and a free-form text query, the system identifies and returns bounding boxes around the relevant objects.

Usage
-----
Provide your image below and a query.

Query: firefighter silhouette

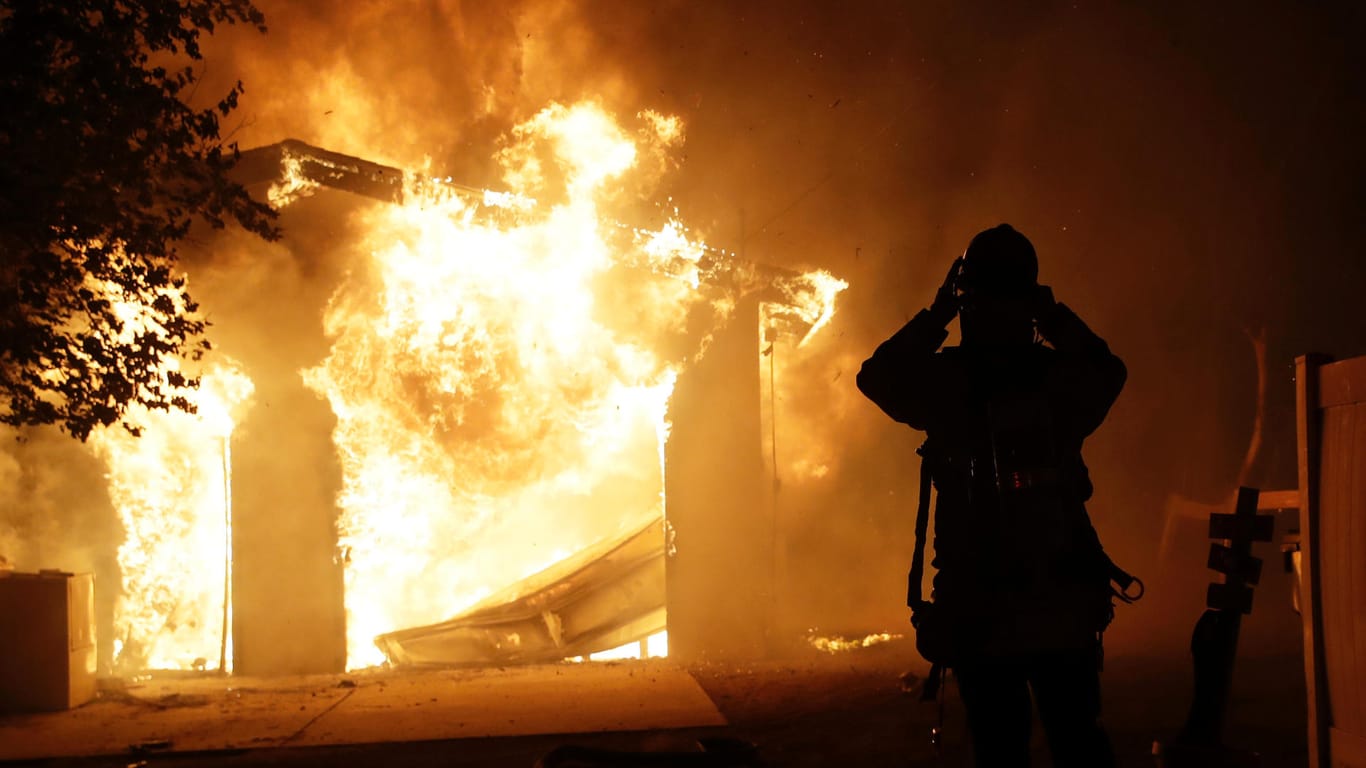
[858,224,1127,767]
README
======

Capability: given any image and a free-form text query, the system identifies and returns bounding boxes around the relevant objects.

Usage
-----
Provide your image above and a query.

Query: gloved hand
[1032,283,1058,338]
[928,256,963,327]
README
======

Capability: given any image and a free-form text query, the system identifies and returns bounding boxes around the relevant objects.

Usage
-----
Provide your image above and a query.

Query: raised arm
[856,259,961,431]
[1034,287,1127,438]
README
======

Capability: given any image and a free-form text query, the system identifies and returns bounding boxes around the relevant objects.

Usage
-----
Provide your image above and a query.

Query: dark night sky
[192,0,1366,654]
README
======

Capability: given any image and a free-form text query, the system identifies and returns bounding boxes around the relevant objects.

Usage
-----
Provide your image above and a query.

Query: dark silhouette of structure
[1154,486,1272,767]
[858,224,1129,767]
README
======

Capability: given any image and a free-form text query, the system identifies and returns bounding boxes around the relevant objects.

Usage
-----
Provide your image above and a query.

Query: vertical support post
[664,295,770,662]
[220,435,232,675]
[1296,354,1331,767]
[764,318,781,653]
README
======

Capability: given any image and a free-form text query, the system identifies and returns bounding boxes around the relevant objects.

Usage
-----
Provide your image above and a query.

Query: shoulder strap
[907,439,934,610]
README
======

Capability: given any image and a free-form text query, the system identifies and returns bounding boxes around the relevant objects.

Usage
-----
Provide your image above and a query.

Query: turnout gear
[857,227,1130,768]
[860,296,1128,657]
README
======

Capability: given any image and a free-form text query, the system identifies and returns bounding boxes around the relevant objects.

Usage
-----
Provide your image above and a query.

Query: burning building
[0,103,846,676]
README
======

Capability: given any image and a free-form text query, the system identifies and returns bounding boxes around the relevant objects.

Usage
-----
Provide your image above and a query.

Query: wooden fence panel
[1303,353,1366,767]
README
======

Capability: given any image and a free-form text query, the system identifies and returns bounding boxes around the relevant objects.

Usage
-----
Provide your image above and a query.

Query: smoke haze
[5,0,1364,664]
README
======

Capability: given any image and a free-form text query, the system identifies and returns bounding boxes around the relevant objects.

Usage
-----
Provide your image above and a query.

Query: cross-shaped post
[1156,486,1274,767]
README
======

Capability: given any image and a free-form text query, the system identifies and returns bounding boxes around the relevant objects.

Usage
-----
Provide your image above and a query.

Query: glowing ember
[91,362,254,672]
[807,631,901,654]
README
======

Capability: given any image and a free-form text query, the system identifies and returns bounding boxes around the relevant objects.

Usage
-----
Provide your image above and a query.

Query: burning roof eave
[233,139,830,339]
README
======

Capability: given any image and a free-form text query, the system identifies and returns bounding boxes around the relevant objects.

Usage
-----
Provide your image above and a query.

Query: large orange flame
[301,102,715,668]
[91,362,254,672]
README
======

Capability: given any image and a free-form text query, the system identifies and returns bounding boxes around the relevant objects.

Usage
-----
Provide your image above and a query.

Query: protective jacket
[857,301,1126,659]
